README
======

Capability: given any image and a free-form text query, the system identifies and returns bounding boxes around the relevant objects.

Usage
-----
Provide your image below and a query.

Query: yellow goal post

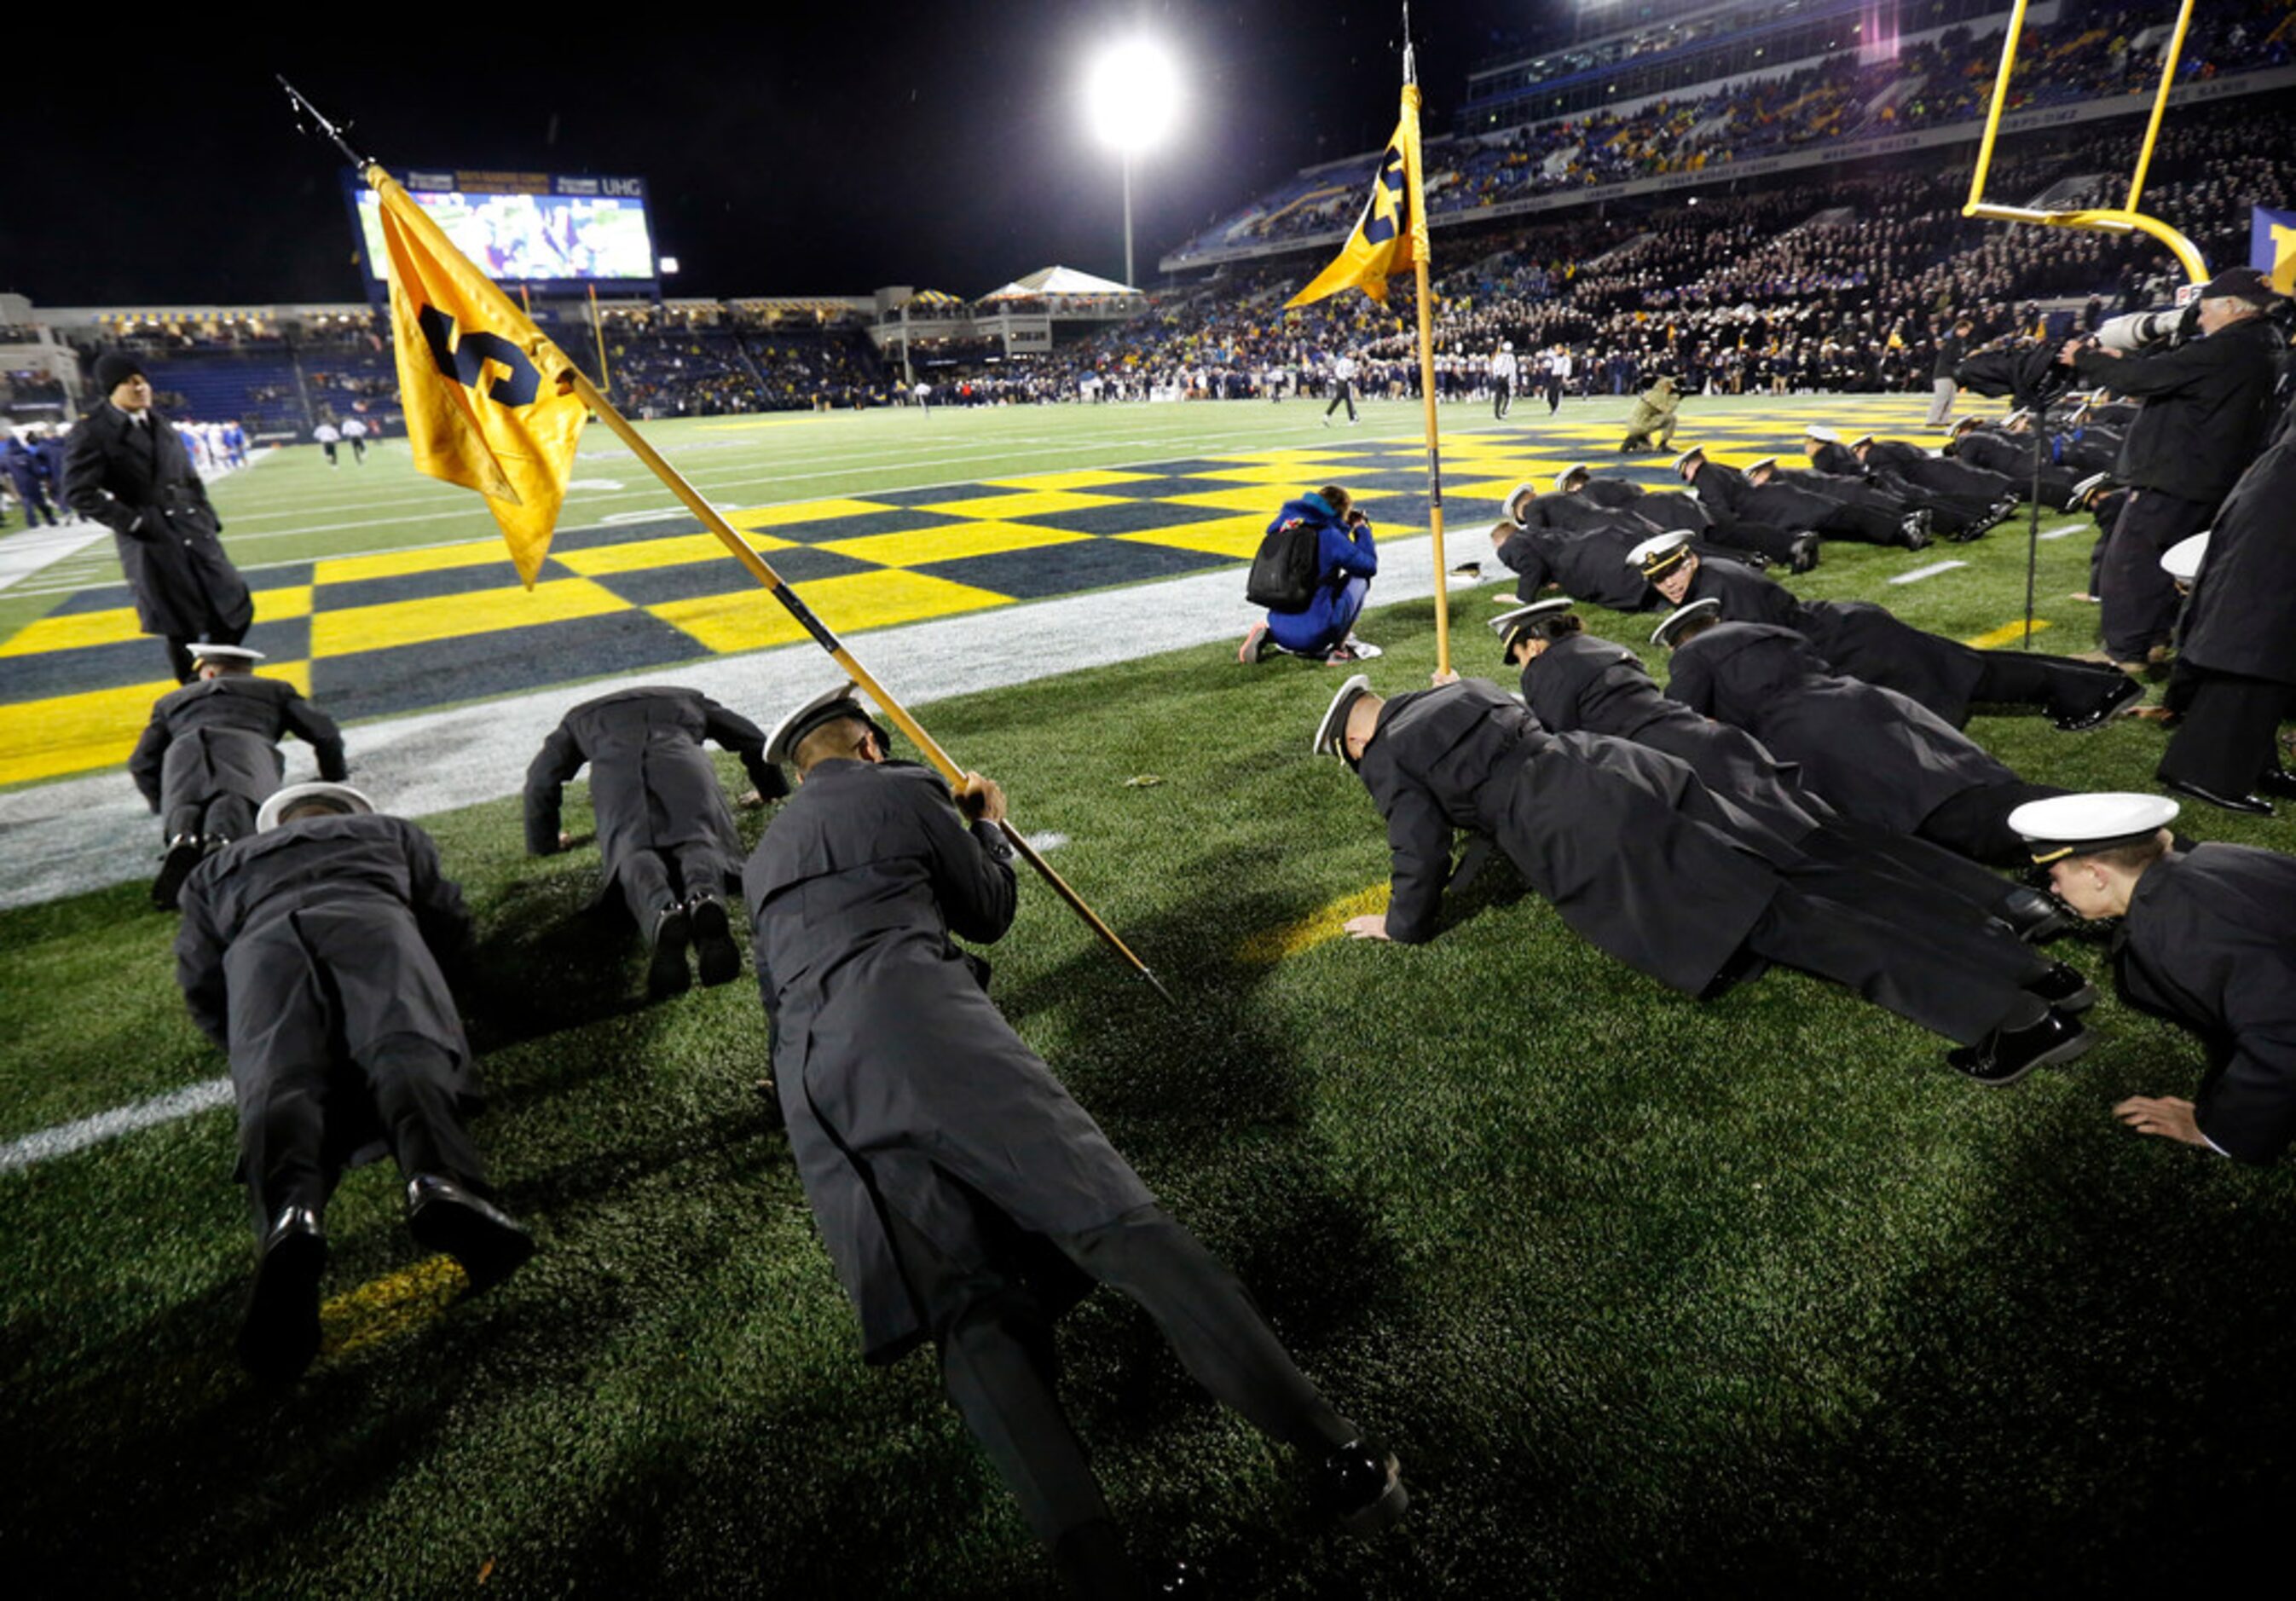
[1963,0,2210,286]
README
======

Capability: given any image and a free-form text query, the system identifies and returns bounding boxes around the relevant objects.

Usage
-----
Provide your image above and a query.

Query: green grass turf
[5,402,2295,1597]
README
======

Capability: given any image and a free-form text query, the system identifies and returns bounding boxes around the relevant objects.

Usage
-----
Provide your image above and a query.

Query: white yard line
[1887,559,1969,585]
[0,1078,232,1172]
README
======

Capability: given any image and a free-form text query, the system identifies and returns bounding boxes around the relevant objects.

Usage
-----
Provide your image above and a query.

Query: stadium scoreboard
[347,169,658,293]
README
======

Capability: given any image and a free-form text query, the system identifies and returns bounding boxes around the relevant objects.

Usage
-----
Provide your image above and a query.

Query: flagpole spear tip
[276,75,374,171]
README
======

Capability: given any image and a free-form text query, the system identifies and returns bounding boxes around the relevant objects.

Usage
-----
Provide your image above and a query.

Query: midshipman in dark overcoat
[175,783,531,1380]
[743,688,1402,1596]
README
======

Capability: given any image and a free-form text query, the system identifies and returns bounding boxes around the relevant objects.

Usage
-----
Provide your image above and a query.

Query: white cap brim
[2007,791,2180,860]
[1313,673,1374,760]
[1489,598,1573,639]
[257,781,375,833]
[1805,426,1840,443]
[1554,464,1592,492]
[1651,597,1723,647]
[190,642,265,663]
[766,683,870,766]
[1625,529,1693,571]
[1744,457,1778,476]
[1671,448,1704,472]
[2160,531,2210,583]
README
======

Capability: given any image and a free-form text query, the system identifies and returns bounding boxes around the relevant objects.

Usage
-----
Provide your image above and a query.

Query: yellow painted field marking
[1963,618,2052,649]
[315,540,518,586]
[1191,465,1357,487]
[652,568,1010,654]
[0,656,320,787]
[1162,487,1299,514]
[553,530,795,577]
[820,520,1090,567]
[0,585,313,659]
[733,497,904,529]
[1237,882,1389,964]
[311,577,628,657]
[319,1253,468,1358]
[1120,516,1274,560]
[914,488,1127,520]
[980,469,1160,491]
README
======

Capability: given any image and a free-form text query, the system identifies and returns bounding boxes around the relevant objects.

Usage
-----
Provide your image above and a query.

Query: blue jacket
[1266,492,1377,628]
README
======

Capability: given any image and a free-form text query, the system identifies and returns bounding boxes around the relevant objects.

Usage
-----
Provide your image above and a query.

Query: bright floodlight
[1086,39,1180,152]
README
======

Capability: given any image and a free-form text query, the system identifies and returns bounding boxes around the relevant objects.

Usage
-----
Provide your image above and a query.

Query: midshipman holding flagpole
[278,78,1169,1002]
[1285,3,1451,676]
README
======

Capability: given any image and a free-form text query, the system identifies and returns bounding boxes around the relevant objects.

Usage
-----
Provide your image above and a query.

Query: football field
[3,394,2292,1598]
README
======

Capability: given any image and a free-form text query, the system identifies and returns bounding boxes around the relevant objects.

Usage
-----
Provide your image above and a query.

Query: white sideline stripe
[0,1077,231,1173]
[0,530,1456,910]
[2040,524,2084,540]
[1888,559,1968,585]
[0,527,112,594]
[1022,831,1068,852]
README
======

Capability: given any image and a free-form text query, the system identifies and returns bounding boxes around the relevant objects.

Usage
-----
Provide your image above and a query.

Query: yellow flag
[371,169,587,587]
[1287,84,1431,309]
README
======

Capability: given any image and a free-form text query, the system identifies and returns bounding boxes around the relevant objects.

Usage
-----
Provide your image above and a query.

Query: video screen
[353,185,656,286]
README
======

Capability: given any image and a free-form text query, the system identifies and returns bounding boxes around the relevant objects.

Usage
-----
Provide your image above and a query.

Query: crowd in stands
[918,98,2285,410]
[1178,0,2293,257]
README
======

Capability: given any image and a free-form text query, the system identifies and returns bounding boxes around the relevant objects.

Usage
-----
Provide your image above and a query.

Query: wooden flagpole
[1400,8,1450,676]
[280,78,1171,1003]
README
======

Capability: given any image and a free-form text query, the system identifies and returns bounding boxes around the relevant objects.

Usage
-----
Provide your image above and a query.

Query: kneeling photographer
[2059,267,2287,672]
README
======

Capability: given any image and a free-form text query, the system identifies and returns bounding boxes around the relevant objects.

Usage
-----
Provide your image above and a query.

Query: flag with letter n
[1287,84,1431,309]
[372,168,587,587]
[2253,205,2296,297]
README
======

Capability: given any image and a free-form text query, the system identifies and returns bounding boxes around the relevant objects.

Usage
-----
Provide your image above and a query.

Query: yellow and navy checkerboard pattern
[0,404,1942,789]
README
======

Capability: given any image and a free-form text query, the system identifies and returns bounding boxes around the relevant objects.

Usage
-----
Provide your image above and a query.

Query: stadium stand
[1170,0,2294,260]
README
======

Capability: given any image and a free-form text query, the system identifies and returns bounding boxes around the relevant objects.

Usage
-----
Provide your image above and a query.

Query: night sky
[9,3,1535,309]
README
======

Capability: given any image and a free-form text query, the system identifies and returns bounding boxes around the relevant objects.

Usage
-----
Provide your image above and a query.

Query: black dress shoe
[2051,673,2144,731]
[648,904,692,997]
[689,893,742,987]
[153,835,203,910]
[2024,962,2098,1014]
[1946,1009,2094,1087]
[2257,767,2296,800]
[1786,532,1822,573]
[1998,887,2069,943]
[1899,518,1933,551]
[406,1175,535,1292]
[238,1205,327,1381]
[1309,1439,1409,1535]
[2160,775,2273,817]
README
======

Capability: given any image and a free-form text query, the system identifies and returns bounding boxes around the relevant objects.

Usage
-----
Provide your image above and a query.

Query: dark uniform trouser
[165,791,260,847]
[1325,380,1356,421]
[1813,500,1908,545]
[1700,517,1806,565]
[1917,779,2073,869]
[2100,488,2212,662]
[1741,876,2044,1044]
[1967,649,2128,716]
[2158,665,2295,795]
[1493,379,1510,419]
[616,841,733,926]
[237,1035,488,1235]
[1794,818,2031,929]
[882,1198,1353,1545]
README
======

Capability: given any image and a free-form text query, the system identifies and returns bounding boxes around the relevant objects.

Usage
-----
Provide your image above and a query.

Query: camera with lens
[2093,301,2201,354]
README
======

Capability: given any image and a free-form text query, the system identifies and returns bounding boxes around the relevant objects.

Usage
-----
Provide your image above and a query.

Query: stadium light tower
[1085,38,1181,288]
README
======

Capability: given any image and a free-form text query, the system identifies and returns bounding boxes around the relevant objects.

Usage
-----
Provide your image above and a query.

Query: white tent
[980,265,1142,300]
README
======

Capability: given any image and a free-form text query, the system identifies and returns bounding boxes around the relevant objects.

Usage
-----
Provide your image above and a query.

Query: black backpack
[1246,517,1322,611]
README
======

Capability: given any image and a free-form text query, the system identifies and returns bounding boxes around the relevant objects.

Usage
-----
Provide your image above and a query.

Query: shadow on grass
[1621,1116,2296,1594]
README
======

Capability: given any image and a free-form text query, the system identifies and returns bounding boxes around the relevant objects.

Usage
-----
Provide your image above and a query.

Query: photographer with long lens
[2059,269,2287,679]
